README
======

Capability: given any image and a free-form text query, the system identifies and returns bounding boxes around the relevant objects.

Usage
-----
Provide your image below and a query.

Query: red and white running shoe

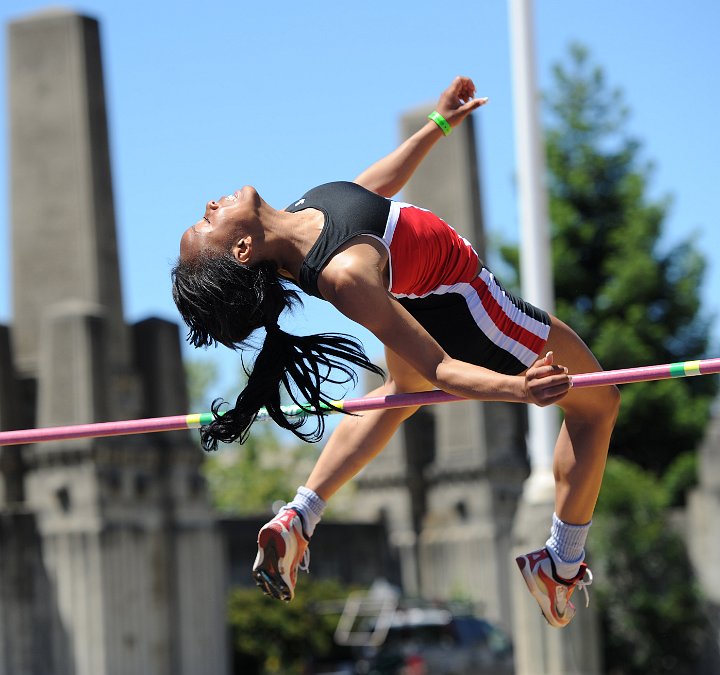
[253,508,310,602]
[515,547,592,628]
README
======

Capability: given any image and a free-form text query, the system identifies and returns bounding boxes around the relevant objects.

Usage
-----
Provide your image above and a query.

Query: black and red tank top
[286,181,478,299]
[285,181,551,374]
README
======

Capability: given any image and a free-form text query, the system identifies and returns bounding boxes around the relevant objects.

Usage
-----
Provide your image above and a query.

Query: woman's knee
[605,384,622,422]
[544,317,621,426]
[564,384,621,433]
[591,384,621,433]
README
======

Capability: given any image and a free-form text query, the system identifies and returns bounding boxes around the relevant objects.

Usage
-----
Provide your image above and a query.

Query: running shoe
[253,508,310,602]
[515,547,592,628]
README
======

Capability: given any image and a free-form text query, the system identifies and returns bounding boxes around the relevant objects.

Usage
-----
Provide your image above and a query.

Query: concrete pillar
[688,405,720,670]
[688,406,720,602]
[0,513,53,675]
[0,327,16,433]
[9,11,228,674]
[130,318,228,675]
[132,318,190,417]
[8,10,128,379]
[132,318,194,449]
[0,326,25,505]
[37,301,109,434]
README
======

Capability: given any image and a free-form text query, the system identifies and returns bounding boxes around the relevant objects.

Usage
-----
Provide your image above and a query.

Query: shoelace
[576,568,593,607]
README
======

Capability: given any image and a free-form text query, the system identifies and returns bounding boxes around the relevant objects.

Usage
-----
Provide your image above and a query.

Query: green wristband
[428,110,452,136]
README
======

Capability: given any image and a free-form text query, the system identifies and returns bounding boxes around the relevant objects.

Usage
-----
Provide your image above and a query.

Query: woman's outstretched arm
[353,76,487,198]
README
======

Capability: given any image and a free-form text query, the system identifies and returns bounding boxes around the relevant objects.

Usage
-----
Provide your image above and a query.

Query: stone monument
[2,10,227,674]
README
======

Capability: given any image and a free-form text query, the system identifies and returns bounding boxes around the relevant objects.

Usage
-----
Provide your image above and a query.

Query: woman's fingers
[525,351,573,406]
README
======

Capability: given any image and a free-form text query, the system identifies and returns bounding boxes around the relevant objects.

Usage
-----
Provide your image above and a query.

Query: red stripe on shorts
[470,277,547,355]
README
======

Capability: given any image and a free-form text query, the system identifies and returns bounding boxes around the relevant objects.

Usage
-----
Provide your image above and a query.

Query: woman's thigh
[542,315,620,419]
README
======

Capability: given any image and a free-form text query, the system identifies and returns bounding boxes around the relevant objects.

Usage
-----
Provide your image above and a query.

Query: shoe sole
[253,527,293,602]
[515,556,569,628]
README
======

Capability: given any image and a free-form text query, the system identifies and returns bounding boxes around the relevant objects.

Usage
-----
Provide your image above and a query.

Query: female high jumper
[172,76,620,628]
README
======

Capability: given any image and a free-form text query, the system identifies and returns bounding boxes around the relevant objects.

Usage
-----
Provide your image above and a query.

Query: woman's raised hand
[435,76,488,129]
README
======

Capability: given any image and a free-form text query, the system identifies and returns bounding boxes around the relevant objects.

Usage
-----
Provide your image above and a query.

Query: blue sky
[1,0,718,408]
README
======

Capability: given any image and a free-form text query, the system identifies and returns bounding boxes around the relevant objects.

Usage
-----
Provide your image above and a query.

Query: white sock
[285,486,326,538]
[545,512,591,580]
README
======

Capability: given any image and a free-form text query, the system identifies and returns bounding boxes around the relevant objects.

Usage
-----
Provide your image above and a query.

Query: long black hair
[171,250,385,450]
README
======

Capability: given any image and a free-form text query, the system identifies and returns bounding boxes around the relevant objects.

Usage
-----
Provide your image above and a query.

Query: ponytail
[200,324,385,450]
[171,250,385,451]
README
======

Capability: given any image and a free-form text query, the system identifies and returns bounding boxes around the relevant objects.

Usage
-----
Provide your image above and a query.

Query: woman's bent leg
[543,316,621,523]
[516,315,620,627]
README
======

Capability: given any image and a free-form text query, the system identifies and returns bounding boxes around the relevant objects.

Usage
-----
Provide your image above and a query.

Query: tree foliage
[520,44,717,472]
[202,428,318,515]
[593,458,712,674]
[228,578,352,674]
[184,355,220,412]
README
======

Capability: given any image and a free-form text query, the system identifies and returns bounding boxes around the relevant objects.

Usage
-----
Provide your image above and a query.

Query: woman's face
[180,185,261,261]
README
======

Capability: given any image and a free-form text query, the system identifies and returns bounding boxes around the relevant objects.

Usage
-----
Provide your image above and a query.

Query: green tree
[228,577,352,674]
[593,458,712,674]
[184,355,220,412]
[202,428,318,514]
[502,44,717,472]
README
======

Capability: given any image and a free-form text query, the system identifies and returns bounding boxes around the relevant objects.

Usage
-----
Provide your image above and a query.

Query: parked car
[354,608,513,675]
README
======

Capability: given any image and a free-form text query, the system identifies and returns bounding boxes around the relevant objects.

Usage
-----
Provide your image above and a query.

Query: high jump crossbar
[1,357,719,447]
